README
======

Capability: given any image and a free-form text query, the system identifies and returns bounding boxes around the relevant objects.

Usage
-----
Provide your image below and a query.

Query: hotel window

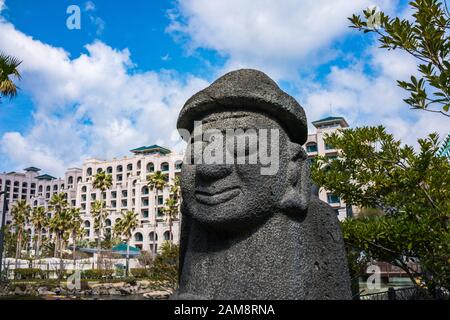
[327,193,340,204]
[146,163,154,173]
[111,201,116,208]
[137,161,141,170]
[175,161,183,170]
[157,207,164,217]
[82,186,87,193]
[142,209,149,218]
[127,164,133,171]
[46,186,51,192]
[91,193,96,201]
[122,190,128,197]
[149,232,158,242]
[121,200,127,207]
[142,186,149,195]
[81,195,87,202]
[117,165,123,173]
[68,176,74,184]
[111,191,117,199]
[161,162,170,172]
[306,143,318,153]
[164,231,173,241]
[106,167,113,174]
[97,168,102,174]
[53,185,58,191]
[325,143,334,150]
[87,168,93,176]
[134,232,143,242]
[158,196,164,205]
[142,198,149,206]
[117,174,123,182]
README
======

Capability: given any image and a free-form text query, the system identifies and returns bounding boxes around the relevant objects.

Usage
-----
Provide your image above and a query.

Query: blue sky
[0,0,448,176]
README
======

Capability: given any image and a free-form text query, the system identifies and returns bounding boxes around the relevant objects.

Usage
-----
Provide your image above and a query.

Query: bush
[150,241,179,289]
[81,269,114,280]
[130,268,150,279]
[14,268,41,280]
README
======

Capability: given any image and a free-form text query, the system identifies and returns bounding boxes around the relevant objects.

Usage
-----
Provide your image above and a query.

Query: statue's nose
[196,164,233,182]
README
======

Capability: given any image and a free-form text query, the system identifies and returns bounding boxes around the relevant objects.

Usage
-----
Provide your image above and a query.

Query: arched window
[149,232,158,242]
[22,182,28,188]
[84,221,91,228]
[14,181,19,187]
[117,165,123,173]
[161,162,170,172]
[53,185,58,191]
[68,176,74,184]
[77,177,82,183]
[82,186,87,193]
[134,232,143,242]
[146,163,154,173]
[306,142,318,153]
[38,186,43,192]
[163,231,173,241]
[97,168,103,174]
[46,186,51,192]
[127,163,133,171]
[137,161,141,170]
[141,186,149,195]
[87,168,93,176]
[31,183,36,189]
[106,167,113,174]
[105,219,111,227]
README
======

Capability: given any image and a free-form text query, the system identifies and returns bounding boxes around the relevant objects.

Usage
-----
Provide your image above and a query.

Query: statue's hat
[177,69,308,145]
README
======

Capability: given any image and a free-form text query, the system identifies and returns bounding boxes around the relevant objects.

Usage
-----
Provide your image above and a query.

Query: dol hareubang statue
[173,69,352,300]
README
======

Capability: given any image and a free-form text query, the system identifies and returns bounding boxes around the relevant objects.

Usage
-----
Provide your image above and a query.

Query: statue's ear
[279,142,311,214]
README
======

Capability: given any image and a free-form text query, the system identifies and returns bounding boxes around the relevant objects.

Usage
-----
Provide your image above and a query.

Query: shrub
[81,269,114,280]
[14,268,41,280]
[130,268,150,279]
[150,241,179,289]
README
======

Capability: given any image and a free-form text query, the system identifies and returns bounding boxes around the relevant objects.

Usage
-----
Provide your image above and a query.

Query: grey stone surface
[173,69,352,300]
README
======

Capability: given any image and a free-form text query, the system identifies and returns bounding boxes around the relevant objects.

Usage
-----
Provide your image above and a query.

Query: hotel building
[0,145,183,253]
[305,116,356,221]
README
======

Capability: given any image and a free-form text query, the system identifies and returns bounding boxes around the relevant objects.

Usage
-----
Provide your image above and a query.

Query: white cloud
[167,0,398,78]
[0,19,208,176]
[0,0,5,13]
[301,48,449,147]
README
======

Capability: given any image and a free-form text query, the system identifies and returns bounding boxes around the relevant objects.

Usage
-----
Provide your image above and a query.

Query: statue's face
[180,110,291,234]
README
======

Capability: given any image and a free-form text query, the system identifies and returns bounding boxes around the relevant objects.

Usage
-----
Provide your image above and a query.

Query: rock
[108,288,121,296]
[37,287,48,295]
[144,291,171,300]
[173,69,352,300]
[14,287,23,295]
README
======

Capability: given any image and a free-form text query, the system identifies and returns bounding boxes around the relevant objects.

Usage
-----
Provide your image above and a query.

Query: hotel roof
[130,145,171,155]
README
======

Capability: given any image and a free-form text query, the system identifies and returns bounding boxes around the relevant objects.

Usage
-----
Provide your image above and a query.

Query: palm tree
[147,171,168,255]
[114,210,139,277]
[11,200,31,271]
[30,206,48,260]
[0,52,22,101]
[68,208,82,270]
[48,193,70,278]
[92,171,112,265]
[170,176,181,201]
[162,198,179,244]
[91,199,108,268]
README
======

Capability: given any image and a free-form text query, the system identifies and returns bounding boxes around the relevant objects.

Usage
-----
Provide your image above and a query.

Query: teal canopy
[112,243,141,256]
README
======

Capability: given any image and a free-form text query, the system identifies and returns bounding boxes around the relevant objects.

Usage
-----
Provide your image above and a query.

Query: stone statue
[172,69,352,300]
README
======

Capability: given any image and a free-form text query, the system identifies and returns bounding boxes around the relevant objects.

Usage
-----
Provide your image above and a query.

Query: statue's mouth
[195,186,241,205]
